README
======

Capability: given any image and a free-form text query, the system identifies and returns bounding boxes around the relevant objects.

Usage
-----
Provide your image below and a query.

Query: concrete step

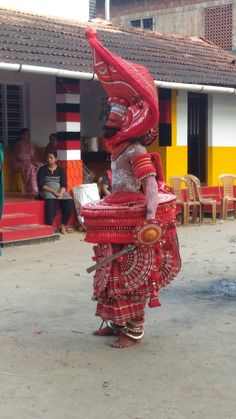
[0,224,54,243]
[3,200,45,224]
[0,212,38,228]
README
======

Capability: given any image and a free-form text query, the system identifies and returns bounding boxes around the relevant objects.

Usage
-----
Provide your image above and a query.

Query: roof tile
[0,8,236,86]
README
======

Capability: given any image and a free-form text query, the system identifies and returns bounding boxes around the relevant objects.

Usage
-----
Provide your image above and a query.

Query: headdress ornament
[85,26,159,146]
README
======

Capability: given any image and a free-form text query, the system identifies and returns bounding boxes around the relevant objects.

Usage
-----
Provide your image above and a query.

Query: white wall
[176,90,236,148]
[176,90,188,146]
[207,93,213,147]
[2,72,235,151]
[0,71,56,146]
[29,76,56,146]
[0,0,89,22]
[0,72,107,148]
[211,93,236,146]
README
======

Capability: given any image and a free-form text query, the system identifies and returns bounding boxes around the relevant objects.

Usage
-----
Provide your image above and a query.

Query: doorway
[187,93,208,183]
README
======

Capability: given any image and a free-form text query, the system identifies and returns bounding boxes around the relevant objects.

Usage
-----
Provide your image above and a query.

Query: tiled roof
[1,8,236,87]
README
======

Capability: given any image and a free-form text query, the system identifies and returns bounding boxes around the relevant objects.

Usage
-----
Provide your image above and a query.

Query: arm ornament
[131,153,156,182]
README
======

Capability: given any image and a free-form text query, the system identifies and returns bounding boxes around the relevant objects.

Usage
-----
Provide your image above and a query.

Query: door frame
[187,92,208,184]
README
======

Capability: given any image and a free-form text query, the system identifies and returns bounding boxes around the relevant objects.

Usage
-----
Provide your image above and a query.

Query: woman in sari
[0,141,4,255]
[12,128,42,194]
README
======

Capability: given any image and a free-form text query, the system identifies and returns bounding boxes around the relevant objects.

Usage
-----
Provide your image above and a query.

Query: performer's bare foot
[110,335,141,348]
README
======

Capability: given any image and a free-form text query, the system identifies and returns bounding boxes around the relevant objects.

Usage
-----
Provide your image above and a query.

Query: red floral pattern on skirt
[93,232,181,325]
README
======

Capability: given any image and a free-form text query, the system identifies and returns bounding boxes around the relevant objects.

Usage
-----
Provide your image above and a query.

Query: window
[130,19,141,28]
[143,18,153,31]
[0,84,24,145]
[89,0,96,20]
[204,4,232,51]
[130,17,154,31]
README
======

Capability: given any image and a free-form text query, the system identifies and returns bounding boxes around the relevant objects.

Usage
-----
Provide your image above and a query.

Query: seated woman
[98,169,112,198]
[37,151,73,234]
[44,133,58,161]
[12,128,42,194]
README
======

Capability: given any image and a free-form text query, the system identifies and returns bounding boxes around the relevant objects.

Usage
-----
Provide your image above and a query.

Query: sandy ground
[0,219,236,419]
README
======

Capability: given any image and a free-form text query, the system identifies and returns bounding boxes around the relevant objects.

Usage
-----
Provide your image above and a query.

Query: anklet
[124,330,144,340]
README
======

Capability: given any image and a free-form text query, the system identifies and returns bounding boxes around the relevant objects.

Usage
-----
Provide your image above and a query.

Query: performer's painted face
[103,98,128,139]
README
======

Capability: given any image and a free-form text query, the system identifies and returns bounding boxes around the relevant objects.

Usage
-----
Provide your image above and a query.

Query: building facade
[97,0,236,52]
[1,7,236,191]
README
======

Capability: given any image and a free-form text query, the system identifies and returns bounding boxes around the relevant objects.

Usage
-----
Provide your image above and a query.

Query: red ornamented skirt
[93,244,153,325]
[81,192,181,325]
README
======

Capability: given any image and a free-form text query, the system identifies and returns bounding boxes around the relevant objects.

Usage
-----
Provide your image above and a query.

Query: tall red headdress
[85,26,159,146]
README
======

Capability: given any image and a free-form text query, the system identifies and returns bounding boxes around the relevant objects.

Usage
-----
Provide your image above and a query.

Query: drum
[81,192,177,244]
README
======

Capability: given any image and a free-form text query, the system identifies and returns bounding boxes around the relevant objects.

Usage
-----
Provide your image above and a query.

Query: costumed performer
[81,27,181,348]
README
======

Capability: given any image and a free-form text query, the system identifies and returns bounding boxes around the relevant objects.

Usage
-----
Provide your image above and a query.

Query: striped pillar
[56,77,83,191]
[159,88,172,146]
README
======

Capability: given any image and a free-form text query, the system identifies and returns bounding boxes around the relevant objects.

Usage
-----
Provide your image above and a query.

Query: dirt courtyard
[0,219,235,419]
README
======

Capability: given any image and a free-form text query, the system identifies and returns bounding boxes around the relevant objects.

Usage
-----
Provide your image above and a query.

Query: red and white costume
[82,28,181,340]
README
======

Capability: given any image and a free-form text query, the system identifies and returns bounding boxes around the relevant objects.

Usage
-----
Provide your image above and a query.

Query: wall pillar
[56,77,83,191]
[148,89,187,183]
[165,90,187,181]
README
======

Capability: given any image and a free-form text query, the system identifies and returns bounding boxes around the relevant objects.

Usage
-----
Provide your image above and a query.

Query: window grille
[89,0,96,19]
[143,18,153,31]
[0,84,24,145]
[188,103,200,136]
[204,4,232,51]
[130,19,141,28]
[130,17,154,31]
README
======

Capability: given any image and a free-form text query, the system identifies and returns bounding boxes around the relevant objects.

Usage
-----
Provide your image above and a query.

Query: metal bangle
[124,330,144,340]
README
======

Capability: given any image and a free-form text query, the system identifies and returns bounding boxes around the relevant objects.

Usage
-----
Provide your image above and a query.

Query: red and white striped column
[56,77,83,191]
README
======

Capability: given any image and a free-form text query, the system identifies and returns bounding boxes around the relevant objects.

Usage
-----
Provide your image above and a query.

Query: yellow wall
[165,146,188,183]
[166,90,188,182]
[148,91,236,187]
[208,146,236,186]
[147,142,167,176]
[148,90,188,184]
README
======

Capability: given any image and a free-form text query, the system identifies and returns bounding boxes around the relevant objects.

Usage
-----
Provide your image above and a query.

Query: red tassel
[151,268,161,284]
[148,281,161,308]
